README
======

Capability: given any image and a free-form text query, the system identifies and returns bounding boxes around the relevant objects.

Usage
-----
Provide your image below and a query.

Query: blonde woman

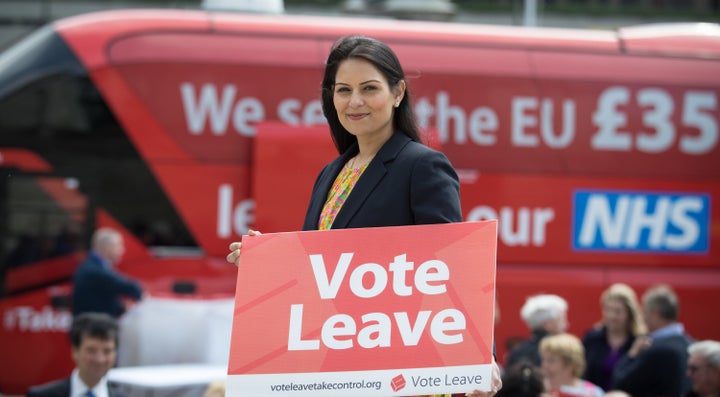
[540,333,604,397]
[582,283,647,390]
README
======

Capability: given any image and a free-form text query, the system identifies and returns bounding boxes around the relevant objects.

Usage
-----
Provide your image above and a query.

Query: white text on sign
[287,253,466,351]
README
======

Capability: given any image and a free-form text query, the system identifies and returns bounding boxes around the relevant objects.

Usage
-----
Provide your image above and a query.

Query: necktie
[85,390,96,397]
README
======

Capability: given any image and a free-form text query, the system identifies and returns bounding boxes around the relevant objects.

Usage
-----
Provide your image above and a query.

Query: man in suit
[72,228,142,318]
[612,284,693,397]
[27,312,126,397]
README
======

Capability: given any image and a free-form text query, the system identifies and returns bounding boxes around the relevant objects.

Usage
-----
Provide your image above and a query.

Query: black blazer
[302,132,462,230]
[505,328,548,369]
[612,332,693,397]
[27,378,71,397]
[27,378,127,397]
[72,252,143,318]
[582,326,635,390]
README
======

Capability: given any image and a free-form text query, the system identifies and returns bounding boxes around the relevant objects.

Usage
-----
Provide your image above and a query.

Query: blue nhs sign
[572,190,709,253]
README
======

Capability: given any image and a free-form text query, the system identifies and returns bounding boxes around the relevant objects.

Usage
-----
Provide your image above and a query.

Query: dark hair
[643,284,679,321]
[69,312,119,349]
[496,362,544,397]
[321,35,420,154]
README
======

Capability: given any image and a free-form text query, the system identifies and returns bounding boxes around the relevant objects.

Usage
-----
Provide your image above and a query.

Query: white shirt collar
[70,368,110,397]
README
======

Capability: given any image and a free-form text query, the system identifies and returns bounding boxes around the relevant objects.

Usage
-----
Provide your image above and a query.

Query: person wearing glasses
[685,340,720,397]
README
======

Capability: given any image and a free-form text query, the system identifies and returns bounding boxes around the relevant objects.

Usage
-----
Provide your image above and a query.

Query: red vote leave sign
[226,221,498,397]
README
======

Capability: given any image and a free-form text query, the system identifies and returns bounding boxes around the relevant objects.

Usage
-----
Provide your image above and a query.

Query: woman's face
[333,58,404,142]
[602,297,629,333]
[540,350,573,385]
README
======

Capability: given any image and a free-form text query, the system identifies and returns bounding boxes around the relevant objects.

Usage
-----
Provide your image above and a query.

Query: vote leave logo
[391,375,406,392]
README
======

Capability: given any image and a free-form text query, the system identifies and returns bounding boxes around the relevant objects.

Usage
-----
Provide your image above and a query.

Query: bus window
[1,173,85,266]
[0,25,197,266]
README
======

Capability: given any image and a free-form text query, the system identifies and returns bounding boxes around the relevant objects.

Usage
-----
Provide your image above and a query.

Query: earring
[394,101,400,108]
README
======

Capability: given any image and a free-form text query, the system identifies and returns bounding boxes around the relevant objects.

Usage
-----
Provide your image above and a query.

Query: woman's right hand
[226,229,261,266]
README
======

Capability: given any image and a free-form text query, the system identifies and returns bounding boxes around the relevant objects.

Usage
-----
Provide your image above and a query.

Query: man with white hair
[505,294,568,368]
[686,340,720,397]
[72,227,143,318]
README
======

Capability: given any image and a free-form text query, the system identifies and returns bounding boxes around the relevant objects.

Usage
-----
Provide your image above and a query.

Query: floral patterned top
[318,162,368,230]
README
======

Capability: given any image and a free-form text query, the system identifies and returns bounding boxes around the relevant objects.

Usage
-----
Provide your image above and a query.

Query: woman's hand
[465,359,502,397]
[628,335,652,358]
[225,229,261,266]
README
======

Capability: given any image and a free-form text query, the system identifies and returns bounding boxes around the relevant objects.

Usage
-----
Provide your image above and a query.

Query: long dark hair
[321,35,420,154]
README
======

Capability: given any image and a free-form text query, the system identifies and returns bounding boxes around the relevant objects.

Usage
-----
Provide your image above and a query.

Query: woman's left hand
[226,229,262,266]
[465,360,502,397]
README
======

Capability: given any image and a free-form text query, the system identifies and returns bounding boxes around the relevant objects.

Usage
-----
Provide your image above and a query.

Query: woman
[227,35,501,395]
[582,283,647,390]
[300,35,461,230]
[539,333,604,397]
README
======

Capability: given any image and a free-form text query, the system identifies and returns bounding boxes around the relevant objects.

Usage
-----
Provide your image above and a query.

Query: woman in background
[582,283,647,390]
[540,333,604,397]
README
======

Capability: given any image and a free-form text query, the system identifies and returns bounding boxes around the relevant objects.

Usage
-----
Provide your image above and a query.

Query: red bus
[0,9,718,394]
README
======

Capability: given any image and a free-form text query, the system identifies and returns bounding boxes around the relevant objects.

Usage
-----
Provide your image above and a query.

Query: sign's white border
[227,364,493,397]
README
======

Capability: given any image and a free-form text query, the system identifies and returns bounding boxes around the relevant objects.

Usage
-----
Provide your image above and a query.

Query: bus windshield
[0,25,197,276]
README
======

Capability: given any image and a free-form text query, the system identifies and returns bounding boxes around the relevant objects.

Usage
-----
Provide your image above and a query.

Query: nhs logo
[573,190,709,253]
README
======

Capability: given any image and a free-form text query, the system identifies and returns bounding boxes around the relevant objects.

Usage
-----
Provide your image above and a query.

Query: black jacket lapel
[331,133,410,229]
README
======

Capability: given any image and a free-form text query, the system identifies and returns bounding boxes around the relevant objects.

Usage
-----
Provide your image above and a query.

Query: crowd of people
[28,282,720,397]
[498,284,720,397]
